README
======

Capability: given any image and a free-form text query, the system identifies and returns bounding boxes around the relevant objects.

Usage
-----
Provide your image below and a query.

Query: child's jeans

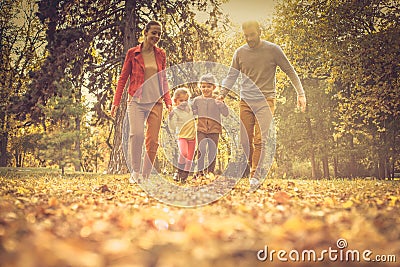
[197,132,220,173]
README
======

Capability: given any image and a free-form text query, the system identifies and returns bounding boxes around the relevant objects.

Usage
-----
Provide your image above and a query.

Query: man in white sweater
[219,21,307,189]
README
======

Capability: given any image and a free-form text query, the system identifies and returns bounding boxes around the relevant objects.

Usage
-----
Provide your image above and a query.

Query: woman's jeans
[127,100,163,176]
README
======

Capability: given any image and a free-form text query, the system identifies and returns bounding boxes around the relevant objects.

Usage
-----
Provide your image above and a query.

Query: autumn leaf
[273,191,291,204]
[0,174,399,267]
[342,200,354,209]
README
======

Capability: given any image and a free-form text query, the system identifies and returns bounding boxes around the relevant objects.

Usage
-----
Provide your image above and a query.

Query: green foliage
[80,124,110,173]
[273,0,400,178]
[10,128,43,168]
[38,80,85,175]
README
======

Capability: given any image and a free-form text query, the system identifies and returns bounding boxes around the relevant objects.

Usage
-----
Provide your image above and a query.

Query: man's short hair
[242,21,261,31]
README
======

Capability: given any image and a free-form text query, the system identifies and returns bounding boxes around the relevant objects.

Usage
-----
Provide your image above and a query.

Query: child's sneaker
[173,170,181,182]
[193,171,205,179]
[206,172,215,179]
[129,171,140,184]
[249,177,260,192]
[180,170,189,183]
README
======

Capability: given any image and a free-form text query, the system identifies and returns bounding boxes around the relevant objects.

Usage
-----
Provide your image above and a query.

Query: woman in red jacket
[111,20,172,182]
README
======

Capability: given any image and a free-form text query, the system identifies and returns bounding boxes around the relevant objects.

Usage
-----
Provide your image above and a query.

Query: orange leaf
[273,191,290,204]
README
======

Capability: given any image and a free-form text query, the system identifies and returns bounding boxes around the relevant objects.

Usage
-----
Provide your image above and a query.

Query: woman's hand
[111,105,119,117]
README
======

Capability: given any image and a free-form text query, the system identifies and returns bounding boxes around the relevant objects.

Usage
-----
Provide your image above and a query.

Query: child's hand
[168,110,175,119]
[167,105,173,113]
[216,95,225,101]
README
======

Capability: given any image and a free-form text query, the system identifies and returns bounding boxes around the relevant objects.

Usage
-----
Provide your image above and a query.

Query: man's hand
[111,104,118,117]
[297,95,306,113]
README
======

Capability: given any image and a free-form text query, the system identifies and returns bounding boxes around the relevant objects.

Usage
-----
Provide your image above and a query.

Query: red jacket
[113,44,172,106]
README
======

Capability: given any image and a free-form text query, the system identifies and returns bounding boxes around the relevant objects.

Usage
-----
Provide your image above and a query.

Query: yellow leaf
[282,216,306,232]
[388,196,398,207]
[323,197,335,207]
[48,197,58,207]
[343,200,353,209]
[17,187,30,195]
[185,223,206,241]
[237,204,252,212]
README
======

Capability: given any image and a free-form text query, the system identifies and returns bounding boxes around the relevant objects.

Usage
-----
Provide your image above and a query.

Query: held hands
[216,95,225,101]
[215,99,224,105]
[297,95,307,113]
[167,105,173,113]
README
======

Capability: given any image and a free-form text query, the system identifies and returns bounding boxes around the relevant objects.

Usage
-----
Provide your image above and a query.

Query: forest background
[1,0,399,179]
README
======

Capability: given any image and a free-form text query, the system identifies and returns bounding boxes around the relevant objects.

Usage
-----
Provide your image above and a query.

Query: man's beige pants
[240,97,275,178]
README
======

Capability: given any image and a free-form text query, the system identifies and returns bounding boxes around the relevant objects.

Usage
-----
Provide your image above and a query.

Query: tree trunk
[95,152,98,173]
[74,81,82,171]
[348,134,356,178]
[391,122,398,180]
[378,158,385,180]
[333,156,338,177]
[21,151,25,167]
[306,117,317,179]
[333,138,338,177]
[0,111,9,167]
[0,133,8,166]
[15,149,20,167]
[108,0,137,174]
[376,131,387,180]
[322,155,329,178]
[390,159,395,180]
[75,116,81,172]
[385,158,390,180]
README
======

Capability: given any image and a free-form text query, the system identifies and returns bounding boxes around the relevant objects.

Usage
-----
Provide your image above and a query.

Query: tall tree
[0,0,46,167]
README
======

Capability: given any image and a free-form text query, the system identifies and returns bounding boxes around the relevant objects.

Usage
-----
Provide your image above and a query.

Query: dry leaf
[273,191,291,204]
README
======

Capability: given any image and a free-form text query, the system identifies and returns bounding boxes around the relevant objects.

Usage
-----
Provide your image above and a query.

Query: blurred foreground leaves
[0,171,399,267]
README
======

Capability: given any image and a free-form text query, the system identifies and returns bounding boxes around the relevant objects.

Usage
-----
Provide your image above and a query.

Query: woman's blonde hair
[173,87,190,104]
